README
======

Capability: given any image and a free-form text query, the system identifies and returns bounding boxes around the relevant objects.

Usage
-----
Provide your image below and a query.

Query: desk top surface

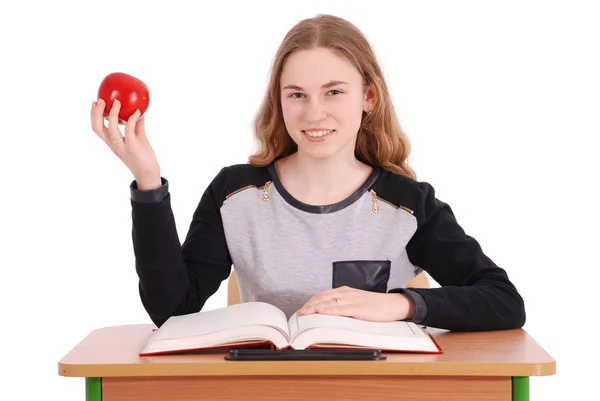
[58,324,555,378]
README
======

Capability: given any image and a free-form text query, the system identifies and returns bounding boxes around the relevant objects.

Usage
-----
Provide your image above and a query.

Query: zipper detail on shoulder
[369,189,380,213]
[369,189,414,214]
[262,181,272,201]
[226,185,255,199]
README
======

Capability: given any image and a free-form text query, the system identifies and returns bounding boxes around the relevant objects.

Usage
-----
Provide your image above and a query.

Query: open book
[140,302,442,356]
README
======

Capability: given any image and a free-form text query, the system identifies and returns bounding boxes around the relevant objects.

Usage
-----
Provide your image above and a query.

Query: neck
[276,152,373,203]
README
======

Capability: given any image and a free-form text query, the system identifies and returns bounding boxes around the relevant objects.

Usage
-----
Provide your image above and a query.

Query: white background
[1,1,598,400]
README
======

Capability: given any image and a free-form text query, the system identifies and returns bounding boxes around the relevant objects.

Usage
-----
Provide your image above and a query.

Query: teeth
[305,130,333,137]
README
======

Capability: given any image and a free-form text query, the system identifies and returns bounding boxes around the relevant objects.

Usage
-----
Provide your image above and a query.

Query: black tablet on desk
[224,349,386,361]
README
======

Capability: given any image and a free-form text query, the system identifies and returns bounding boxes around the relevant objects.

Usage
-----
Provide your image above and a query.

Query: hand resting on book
[297,286,415,322]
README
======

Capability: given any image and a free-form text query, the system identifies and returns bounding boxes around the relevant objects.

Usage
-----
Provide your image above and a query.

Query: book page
[287,313,439,352]
[155,302,290,341]
[289,313,426,339]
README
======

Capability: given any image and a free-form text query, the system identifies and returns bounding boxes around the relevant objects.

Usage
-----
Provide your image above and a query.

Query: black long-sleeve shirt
[130,162,526,331]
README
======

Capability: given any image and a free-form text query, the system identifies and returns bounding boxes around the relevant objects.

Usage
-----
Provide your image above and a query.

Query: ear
[362,82,377,113]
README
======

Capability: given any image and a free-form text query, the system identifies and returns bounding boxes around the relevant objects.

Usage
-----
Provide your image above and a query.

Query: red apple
[97,72,150,124]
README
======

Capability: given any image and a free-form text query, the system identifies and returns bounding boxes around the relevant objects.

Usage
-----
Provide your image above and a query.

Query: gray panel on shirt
[221,185,420,318]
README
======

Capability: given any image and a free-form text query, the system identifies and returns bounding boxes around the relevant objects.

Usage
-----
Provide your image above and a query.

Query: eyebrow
[282,80,349,91]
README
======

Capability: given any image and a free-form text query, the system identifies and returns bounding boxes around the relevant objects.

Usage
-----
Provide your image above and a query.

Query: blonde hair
[248,14,416,179]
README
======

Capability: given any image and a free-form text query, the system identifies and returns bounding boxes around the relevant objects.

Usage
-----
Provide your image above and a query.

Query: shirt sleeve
[388,287,428,324]
[130,177,169,203]
[404,181,526,331]
[130,167,233,327]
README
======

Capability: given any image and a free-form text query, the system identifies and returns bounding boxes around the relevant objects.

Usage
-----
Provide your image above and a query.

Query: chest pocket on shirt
[332,260,391,293]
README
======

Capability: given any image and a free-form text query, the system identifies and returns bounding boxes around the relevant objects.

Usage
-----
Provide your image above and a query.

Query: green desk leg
[512,376,529,401]
[86,377,102,401]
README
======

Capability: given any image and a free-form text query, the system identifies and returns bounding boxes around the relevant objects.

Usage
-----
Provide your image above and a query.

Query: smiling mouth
[302,129,335,138]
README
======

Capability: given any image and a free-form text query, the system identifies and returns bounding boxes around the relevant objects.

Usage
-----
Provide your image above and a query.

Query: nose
[305,98,328,123]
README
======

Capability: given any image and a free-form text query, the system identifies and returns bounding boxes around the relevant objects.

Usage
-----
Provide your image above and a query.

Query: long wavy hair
[248,14,416,179]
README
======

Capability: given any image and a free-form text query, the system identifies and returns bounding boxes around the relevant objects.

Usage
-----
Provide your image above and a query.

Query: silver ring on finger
[110,136,123,144]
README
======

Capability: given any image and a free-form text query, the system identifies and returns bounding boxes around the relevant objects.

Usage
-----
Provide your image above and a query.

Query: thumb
[124,109,142,142]
[135,113,147,139]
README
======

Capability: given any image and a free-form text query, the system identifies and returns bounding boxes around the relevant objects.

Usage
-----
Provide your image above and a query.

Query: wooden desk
[58,324,555,401]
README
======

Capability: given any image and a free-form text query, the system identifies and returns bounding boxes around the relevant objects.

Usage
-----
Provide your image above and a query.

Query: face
[280,47,374,161]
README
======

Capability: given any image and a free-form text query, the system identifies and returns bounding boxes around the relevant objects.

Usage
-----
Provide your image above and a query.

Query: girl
[90,14,525,332]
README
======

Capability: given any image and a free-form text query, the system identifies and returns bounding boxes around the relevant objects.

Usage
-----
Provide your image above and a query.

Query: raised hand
[90,98,162,189]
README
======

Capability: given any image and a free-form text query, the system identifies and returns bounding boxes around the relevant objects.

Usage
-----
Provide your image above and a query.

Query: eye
[289,93,305,99]
[327,89,342,96]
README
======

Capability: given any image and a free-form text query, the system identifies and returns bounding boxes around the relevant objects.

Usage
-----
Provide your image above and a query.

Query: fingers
[107,99,124,145]
[90,99,109,141]
[297,286,363,317]
[299,293,344,313]
[300,286,352,310]
[299,297,337,313]
[298,297,353,317]
[309,304,354,317]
